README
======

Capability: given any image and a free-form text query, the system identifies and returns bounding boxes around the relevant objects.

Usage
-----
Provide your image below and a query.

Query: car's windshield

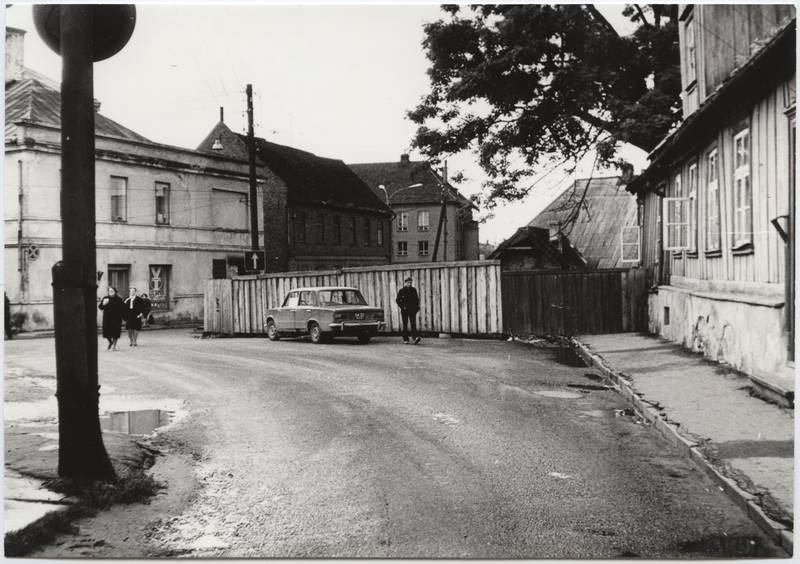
[318,289,367,306]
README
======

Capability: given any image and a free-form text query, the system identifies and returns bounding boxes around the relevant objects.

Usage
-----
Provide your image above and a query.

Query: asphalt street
[5,329,786,558]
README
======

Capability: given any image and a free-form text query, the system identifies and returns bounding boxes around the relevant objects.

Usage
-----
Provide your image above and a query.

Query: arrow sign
[243,250,266,272]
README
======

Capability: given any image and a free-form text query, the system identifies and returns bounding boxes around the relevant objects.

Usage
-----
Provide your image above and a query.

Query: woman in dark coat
[123,287,146,346]
[98,286,125,350]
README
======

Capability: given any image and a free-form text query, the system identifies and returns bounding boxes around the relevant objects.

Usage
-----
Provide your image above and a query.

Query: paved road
[6,330,785,558]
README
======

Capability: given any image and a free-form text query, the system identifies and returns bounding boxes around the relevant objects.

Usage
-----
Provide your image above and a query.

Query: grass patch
[4,471,163,556]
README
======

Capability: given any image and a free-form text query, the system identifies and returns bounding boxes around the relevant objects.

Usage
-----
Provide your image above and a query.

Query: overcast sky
[4,3,647,245]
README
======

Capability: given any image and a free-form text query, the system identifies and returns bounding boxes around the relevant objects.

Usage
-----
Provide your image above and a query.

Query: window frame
[293,210,307,244]
[349,217,357,246]
[705,148,722,254]
[732,127,753,249]
[418,240,429,257]
[663,196,690,251]
[687,162,699,254]
[155,181,170,225]
[363,218,371,246]
[377,220,384,247]
[315,211,325,244]
[110,175,128,223]
[397,241,408,257]
[397,211,408,232]
[620,226,641,264]
[417,210,430,231]
[332,215,342,245]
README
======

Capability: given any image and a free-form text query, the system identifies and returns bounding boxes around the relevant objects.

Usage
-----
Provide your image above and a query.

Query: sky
[3,3,648,245]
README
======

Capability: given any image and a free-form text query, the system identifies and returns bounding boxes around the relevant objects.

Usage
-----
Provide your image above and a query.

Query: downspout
[17,159,25,296]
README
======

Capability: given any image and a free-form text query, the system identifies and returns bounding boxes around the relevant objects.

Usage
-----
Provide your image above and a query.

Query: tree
[408,4,681,207]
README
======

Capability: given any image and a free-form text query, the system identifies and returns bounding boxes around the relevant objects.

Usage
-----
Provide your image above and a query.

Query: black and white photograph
[2,2,796,558]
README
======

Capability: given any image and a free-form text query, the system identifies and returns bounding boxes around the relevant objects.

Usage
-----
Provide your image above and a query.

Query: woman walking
[123,287,146,346]
[98,286,125,351]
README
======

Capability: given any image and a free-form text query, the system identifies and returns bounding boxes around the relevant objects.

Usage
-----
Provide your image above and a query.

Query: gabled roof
[5,68,151,143]
[348,159,474,208]
[528,176,636,269]
[197,122,391,215]
[488,226,586,269]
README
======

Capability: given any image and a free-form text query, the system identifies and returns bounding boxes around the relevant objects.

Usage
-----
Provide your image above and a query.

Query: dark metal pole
[246,84,259,250]
[53,5,115,480]
[431,161,448,262]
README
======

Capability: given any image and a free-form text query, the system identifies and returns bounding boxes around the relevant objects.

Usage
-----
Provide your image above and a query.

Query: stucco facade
[5,119,260,332]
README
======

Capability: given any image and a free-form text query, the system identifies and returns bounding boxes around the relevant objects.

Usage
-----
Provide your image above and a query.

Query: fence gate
[501,268,648,336]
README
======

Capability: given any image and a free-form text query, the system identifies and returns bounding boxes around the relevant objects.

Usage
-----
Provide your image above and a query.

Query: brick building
[198,122,393,272]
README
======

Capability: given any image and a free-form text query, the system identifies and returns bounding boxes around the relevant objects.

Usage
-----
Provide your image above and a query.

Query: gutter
[17,160,25,296]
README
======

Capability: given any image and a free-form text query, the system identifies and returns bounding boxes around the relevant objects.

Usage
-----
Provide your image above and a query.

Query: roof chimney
[5,27,26,83]
[93,99,102,113]
[400,153,410,166]
[219,106,224,123]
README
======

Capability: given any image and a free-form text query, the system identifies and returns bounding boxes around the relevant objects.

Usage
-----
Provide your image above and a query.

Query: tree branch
[634,5,652,28]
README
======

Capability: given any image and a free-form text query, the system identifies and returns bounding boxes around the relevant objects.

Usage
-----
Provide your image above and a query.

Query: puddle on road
[678,535,774,557]
[533,390,584,399]
[99,409,172,435]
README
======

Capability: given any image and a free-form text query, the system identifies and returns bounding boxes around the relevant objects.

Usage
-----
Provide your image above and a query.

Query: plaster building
[198,122,393,272]
[348,155,480,263]
[4,27,261,331]
[626,6,795,394]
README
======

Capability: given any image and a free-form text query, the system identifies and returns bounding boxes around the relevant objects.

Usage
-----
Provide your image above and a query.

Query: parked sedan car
[265,286,385,344]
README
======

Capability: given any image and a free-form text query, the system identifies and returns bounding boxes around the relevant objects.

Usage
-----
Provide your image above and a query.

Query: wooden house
[627,5,795,398]
[488,226,586,271]
[528,176,638,269]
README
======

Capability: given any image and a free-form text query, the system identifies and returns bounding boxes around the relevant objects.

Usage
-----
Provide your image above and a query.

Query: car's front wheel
[309,322,323,344]
[266,320,279,341]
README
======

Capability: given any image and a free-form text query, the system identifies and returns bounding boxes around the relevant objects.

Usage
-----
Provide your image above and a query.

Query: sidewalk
[575,333,794,555]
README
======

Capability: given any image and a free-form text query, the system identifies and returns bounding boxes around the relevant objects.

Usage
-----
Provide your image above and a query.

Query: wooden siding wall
[205,260,504,336]
[659,78,793,286]
[501,269,648,336]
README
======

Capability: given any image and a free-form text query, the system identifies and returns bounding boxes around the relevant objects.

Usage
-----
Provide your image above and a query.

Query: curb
[572,339,793,556]
[9,324,202,340]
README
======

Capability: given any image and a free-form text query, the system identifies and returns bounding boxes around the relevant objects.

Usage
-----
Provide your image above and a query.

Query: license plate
[354,313,364,320]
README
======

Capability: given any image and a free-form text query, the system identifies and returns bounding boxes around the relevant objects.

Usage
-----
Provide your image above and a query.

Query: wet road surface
[6,330,787,558]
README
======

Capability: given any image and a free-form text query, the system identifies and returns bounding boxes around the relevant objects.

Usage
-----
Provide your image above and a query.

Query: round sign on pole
[33,4,136,62]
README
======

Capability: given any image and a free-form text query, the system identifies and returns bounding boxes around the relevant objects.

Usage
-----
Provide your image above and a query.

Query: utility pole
[34,3,135,481]
[432,161,448,262]
[246,84,259,250]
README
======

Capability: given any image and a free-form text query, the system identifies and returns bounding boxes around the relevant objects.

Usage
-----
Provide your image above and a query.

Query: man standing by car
[396,276,421,344]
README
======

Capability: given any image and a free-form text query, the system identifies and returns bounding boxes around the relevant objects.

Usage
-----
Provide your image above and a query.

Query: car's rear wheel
[357,333,372,344]
[309,322,323,344]
[266,320,280,341]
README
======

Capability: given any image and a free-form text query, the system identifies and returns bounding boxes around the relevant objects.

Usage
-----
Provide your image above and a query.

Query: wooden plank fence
[205,260,504,336]
[501,268,649,336]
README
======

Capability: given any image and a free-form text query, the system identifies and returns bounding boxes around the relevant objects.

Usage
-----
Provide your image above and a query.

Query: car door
[295,291,316,331]
[276,292,299,332]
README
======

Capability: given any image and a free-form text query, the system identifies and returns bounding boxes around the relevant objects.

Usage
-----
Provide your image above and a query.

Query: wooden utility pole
[246,84,259,250]
[53,5,114,480]
[431,161,448,262]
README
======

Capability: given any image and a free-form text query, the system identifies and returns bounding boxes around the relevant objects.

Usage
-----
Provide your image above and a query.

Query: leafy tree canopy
[409,4,681,207]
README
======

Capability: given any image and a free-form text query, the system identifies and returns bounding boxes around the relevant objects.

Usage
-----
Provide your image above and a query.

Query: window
[293,211,306,244]
[148,265,171,310]
[418,240,429,256]
[155,182,170,225]
[397,212,408,232]
[621,226,641,263]
[298,291,317,306]
[377,221,384,246]
[664,173,689,251]
[110,176,127,222]
[687,162,698,253]
[733,128,752,248]
[363,218,371,246]
[706,149,721,252]
[397,241,408,256]
[417,210,430,231]
[349,217,357,245]
[315,212,325,244]
[685,18,696,85]
[107,265,130,295]
[282,292,299,307]
[333,215,342,245]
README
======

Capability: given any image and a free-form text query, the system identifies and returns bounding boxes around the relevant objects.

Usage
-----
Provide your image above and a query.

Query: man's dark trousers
[401,310,418,342]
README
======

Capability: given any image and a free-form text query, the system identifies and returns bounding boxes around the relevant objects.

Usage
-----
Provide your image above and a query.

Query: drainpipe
[17,159,25,296]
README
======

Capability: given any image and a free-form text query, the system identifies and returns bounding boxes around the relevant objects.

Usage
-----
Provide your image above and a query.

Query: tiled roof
[196,122,391,215]
[488,226,586,269]
[348,160,474,208]
[528,176,636,269]
[5,68,151,143]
